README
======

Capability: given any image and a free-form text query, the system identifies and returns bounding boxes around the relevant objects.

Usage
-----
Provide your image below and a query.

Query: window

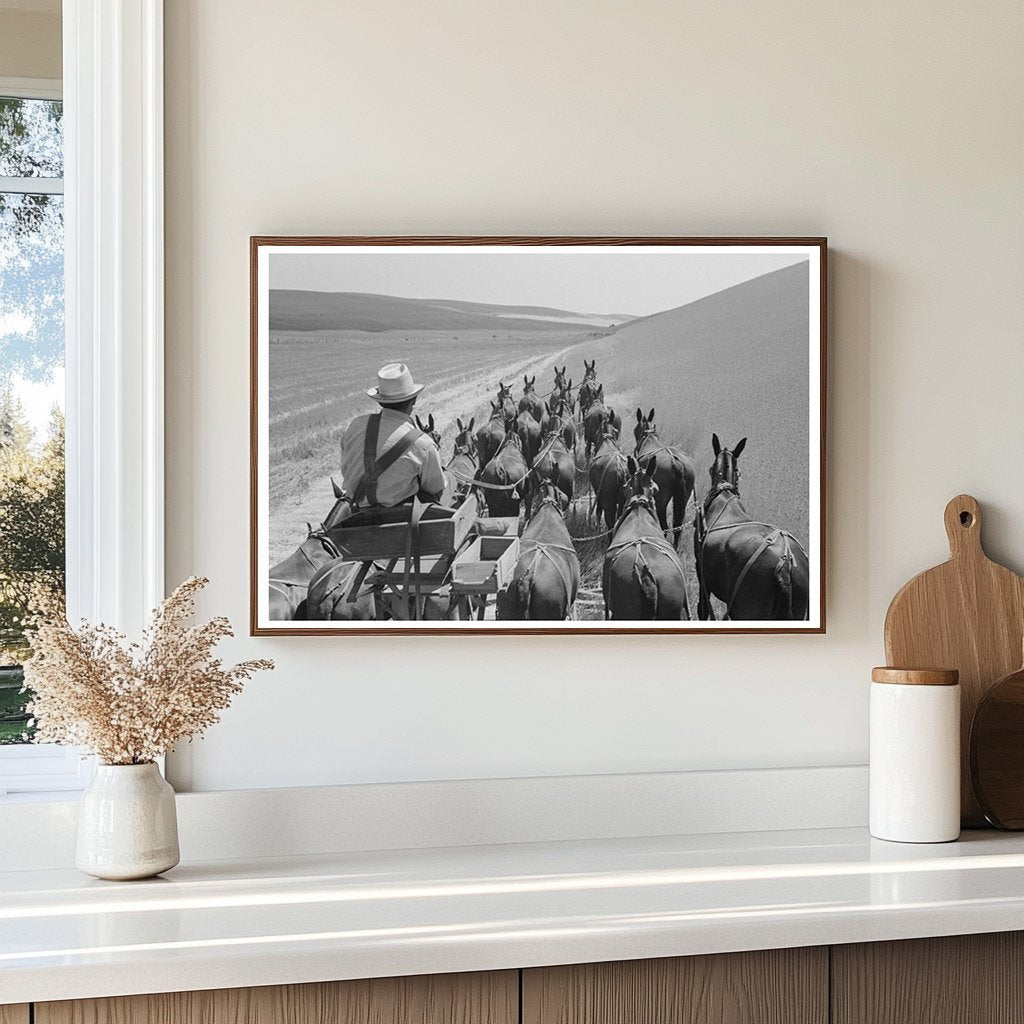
[0,79,81,795]
[1,7,166,798]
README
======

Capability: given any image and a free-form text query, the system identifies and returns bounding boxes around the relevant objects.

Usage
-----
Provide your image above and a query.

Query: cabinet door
[0,1007,29,1024]
[36,971,518,1024]
[523,948,828,1024]
[832,932,1024,1024]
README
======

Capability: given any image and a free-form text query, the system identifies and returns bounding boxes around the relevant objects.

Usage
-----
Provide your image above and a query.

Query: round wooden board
[971,663,1024,829]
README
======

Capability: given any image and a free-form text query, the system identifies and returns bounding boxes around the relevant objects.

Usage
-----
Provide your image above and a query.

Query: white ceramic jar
[870,667,961,843]
[76,762,180,880]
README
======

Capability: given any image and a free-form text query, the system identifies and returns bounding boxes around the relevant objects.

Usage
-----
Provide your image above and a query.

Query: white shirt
[340,408,445,507]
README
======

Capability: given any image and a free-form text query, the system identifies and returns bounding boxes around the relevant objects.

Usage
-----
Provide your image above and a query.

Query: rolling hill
[560,261,813,544]
[269,290,637,333]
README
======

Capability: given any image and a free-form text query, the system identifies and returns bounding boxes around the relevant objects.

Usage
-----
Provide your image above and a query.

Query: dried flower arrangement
[23,577,273,765]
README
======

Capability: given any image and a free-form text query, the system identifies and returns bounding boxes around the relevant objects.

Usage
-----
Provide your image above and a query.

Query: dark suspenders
[352,414,425,507]
[349,414,428,619]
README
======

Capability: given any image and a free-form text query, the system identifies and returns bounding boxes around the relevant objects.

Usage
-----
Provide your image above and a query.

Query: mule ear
[712,433,721,456]
[627,454,638,476]
[649,407,655,421]
[331,477,343,499]
[428,413,435,431]
[636,408,643,424]
[524,375,529,385]
[733,437,747,458]
[644,459,656,480]
[468,417,474,431]
[456,417,463,431]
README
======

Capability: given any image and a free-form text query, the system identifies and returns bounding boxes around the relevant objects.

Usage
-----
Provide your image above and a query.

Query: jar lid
[871,667,959,686]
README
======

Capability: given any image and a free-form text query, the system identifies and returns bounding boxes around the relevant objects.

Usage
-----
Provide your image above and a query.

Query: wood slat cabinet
[15,933,1024,1024]
[34,971,517,1024]
[522,948,828,1024]
[831,932,1024,1024]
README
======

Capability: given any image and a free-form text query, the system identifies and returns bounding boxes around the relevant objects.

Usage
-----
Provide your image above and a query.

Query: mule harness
[606,534,687,586]
[604,495,689,617]
[518,538,577,612]
[696,485,808,616]
[588,443,627,518]
[444,447,478,491]
[604,532,687,618]
[269,533,339,590]
[635,433,687,472]
[446,433,561,491]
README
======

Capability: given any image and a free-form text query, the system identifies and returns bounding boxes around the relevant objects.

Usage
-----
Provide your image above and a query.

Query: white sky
[1,310,63,444]
[270,249,807,317]
[14,368,63,442]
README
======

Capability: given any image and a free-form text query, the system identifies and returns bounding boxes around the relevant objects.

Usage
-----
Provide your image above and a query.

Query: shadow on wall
[830,249,872,636]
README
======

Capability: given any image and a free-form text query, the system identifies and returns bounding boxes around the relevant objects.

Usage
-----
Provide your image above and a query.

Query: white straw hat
[367,363,425,404]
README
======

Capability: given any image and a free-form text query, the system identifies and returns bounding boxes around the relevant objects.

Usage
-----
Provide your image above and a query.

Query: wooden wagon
[323,493,520,621]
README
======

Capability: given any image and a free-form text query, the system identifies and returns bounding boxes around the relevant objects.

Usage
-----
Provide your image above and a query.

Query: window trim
[64,0,165,636]
[0,744,92,796]
[0,0,165,796]
[0,76,62,101]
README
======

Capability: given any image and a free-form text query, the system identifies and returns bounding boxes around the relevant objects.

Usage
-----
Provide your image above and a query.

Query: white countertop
[4,826,1024,1004]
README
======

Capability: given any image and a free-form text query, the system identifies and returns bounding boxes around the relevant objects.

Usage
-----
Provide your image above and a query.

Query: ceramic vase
[76,762,180,880]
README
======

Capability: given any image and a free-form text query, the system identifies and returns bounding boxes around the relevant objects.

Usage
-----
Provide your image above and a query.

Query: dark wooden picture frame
[251,236,827,635]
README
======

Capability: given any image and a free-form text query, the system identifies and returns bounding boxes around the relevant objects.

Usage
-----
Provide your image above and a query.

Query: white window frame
[0,0,164,797]
[0,77,64,194]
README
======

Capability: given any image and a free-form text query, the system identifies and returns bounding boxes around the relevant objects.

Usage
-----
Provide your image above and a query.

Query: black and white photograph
[251,238,825,633]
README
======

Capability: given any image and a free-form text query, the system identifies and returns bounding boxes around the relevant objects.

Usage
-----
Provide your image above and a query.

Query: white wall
[164,1,1024,792]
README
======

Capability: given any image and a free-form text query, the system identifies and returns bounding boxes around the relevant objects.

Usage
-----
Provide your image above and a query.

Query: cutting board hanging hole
[944,494,982,556]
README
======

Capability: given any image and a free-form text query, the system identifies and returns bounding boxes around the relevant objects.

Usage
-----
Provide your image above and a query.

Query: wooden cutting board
[884,494,1024,826]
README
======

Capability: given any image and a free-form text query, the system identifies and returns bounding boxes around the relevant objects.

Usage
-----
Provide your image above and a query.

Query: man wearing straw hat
[340,363,445,508]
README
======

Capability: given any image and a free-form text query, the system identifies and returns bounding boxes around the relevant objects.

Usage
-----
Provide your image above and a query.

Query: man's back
[340,408,445,507]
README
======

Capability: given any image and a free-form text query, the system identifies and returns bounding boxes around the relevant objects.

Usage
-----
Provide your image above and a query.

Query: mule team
[270,359,810,622]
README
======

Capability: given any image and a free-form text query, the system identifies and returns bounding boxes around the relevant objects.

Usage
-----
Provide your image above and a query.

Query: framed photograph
[251,237,826,634]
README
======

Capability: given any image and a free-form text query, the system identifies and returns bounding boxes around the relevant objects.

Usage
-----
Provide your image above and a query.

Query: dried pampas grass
[23,577,273,765]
